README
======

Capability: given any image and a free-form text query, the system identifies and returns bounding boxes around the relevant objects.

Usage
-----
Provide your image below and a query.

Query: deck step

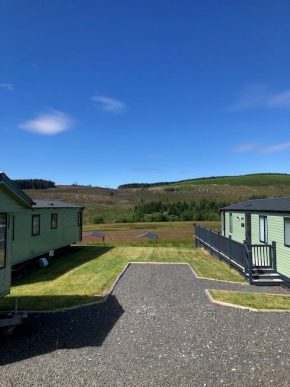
[246,272,280,277]
[252,278,283,286]
[252,273,281,280]
[246,269,283,286]
[252,267,275,273]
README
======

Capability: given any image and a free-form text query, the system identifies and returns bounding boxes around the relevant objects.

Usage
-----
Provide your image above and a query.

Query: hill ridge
[118,173,290,189]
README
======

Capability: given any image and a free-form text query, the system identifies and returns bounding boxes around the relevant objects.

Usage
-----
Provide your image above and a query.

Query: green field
[82,220,219,248]
[0,246,245,311]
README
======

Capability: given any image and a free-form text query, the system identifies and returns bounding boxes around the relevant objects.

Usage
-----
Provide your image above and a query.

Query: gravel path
[0,263,290,386]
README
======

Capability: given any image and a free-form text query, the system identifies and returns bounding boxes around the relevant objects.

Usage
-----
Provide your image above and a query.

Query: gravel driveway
[0,263,290,386]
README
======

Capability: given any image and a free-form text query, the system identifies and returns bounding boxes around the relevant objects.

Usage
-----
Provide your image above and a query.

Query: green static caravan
[0,172,84,298]
[221,197,290,286]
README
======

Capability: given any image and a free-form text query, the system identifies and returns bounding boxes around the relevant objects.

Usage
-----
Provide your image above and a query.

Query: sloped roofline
[221,197,290,213]
[0,172,34,207]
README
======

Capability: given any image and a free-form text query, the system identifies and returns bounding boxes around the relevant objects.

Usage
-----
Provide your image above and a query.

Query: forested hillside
[23,173,290,224]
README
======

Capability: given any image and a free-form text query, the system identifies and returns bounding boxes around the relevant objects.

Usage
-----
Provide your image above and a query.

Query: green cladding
[0,174,83,297]
[11,207,82,265]
[223,208,290,281]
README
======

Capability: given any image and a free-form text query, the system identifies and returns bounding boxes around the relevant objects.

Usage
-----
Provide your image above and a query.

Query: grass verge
[209,289,290,310]
[1,246,245,311]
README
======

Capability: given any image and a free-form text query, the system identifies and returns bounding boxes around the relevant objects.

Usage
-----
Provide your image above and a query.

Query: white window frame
[259,215,267,243]
[284,217,290,247]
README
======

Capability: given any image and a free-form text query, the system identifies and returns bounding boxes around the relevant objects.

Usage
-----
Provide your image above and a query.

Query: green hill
[25,173,290,224]
[170,173,290,188]
[119,173,290,189]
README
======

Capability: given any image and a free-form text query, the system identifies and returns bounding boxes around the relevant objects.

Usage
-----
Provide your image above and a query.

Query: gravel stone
[0,263,289,386]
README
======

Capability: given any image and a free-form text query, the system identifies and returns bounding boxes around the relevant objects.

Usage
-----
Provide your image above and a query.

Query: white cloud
[268,90,290,108]
[261,142,290,154]
[230,85,290,111]
[234,143,256,153]
[19,110,73,135]
[91,95,126,113]
[0,83,14,91]
[234,140,290,154]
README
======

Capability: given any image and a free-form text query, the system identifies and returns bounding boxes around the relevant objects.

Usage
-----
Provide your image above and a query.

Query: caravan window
[0,214,7,269]
[32,215,40,236]
[259,215,267,243]
[51,213,58,229]
[284,218,290,247]
[229,213,233,233]
[78,212,82,227]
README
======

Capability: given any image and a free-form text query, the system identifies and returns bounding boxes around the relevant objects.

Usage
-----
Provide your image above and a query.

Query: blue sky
[1,1,290,187]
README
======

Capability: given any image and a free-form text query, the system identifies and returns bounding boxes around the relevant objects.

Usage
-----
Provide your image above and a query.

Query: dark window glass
[78,212,82,226]
[229,213,233,233]
[32,215,40,236]
[12,216,15,241]
[0,213,7,269]
[51,213,58,229]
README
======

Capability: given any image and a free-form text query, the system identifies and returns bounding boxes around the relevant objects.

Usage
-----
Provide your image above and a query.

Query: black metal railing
[194,224,277,284]
[244,242,253,284]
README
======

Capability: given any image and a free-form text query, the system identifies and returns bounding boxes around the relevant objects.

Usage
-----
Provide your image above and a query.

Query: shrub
[93,216,105,224]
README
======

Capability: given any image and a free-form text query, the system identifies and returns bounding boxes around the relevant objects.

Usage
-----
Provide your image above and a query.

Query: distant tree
[118,182,171,189]
[14,179,55,189]
[132,199,230,223]
[93,216,105,224]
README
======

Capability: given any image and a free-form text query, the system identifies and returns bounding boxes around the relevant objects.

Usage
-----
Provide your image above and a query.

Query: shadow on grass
[12,246,113,286]
[0,295,123,366]
[0,294,104,311]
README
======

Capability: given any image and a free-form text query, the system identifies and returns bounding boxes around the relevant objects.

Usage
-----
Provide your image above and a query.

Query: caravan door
[245,213,251,244]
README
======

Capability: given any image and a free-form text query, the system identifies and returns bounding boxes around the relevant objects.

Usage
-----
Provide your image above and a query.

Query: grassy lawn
[0,246,244,311]
[209,289,290,310]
